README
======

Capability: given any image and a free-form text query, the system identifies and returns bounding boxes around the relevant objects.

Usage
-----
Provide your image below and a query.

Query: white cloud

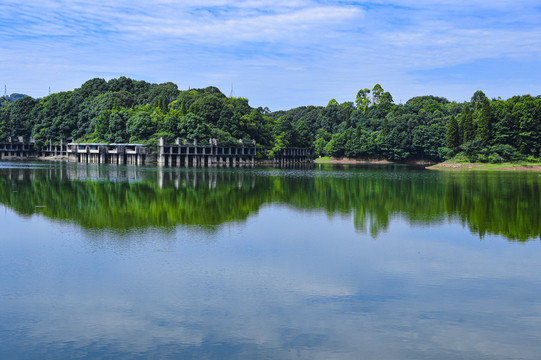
[0,0,540,107]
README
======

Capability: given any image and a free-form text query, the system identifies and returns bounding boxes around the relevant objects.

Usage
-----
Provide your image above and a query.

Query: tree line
[0,77,539,162]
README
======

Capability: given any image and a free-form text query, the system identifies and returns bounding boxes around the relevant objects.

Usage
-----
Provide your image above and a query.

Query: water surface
[1,162,540,359]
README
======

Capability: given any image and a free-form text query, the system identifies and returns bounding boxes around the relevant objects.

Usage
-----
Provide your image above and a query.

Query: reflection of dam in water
[0,163,258,190]
[0,163,151,183]
[157,168,257,190]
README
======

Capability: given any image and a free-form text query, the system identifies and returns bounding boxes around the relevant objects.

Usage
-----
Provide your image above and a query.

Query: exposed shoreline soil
[316,157,436,166]
[427,162,541,171]
[316,157,541,171]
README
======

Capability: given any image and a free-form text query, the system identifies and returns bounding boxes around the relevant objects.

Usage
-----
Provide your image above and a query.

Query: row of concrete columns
[70,152,145,165]
[0,140,314,166]
[160,153,256,167]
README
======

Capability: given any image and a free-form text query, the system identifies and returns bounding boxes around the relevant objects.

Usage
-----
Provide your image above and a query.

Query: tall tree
[9,96,37,139]
[372,84,384,105]
[471,90,486,111]
[460,106,474,144]
[355,89,371,113]
[446,115,459,149]
[477,97,492,144]
[513,97,541,156]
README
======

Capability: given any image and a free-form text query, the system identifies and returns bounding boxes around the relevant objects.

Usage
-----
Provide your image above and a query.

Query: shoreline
[314,157,435,166]
[3,156,541,171]
[426,161,541,171]
[315,157,541,171]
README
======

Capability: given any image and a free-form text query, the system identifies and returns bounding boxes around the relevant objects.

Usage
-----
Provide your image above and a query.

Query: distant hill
[0,93,30,108]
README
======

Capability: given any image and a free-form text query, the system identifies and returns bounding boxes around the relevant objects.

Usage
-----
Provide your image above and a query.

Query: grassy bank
[427,160,541,171]
[314,156,394,164]
[314,156,434,166]
[314,156,541,171]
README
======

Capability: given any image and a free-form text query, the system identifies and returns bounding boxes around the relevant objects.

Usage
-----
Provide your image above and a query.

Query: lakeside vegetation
[0,77,539,163]
[427,152,541,171]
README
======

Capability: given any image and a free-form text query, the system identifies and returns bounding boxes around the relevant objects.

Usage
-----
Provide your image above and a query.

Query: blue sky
[0,0,540,110]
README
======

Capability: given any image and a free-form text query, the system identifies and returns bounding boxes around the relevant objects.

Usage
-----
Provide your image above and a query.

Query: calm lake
[1,161,540,359]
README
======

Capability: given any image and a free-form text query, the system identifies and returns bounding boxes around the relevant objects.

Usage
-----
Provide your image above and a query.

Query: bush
[477,154,488,163]
[437,147,454,160]
[488,144,520,162]
[488,154,505,163]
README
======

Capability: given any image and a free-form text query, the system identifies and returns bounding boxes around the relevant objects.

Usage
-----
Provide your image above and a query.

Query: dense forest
[0,77,540,162]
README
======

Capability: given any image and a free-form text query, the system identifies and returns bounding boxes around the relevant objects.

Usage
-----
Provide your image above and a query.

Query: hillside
[0,78,539,163]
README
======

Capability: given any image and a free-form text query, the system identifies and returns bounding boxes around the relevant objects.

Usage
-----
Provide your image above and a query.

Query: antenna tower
[3,85,6,97]
[229,83,234,98]
[49,86,51,95]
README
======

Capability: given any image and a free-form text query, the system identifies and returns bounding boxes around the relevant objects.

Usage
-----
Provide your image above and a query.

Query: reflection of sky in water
[1,204,541,359]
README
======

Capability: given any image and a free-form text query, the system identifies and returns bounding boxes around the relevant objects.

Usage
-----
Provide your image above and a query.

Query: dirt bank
[427,162,541,171]
[317,157,435,166]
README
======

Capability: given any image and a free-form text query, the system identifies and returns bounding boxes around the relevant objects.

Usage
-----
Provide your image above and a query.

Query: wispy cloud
[0,0,540,108]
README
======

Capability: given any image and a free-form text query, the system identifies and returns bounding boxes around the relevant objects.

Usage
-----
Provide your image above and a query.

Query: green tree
[446,115,459,149]
[314,128,331,157]
[191,95,223,125]
[355,89,371,113]
[9,96,37,138]
[477,97,492,144]
[179,99,188,116]
[177,113,209,141]
[460,106,474,144]
[372,84,384,105]
[471,90,486,111]
[126,112,156,142]
[327,99,339,106]
[294,120,312,148]
[512,97,541,156]
[324,132,346,157]
[0,108,9,140]
[108,111,127,143]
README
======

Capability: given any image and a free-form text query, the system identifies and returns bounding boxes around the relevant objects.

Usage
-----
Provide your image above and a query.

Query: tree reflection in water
[0,163,539,241]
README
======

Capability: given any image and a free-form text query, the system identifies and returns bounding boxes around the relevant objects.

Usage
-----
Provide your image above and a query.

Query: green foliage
[512,96,541,156]
[127,111,156,142]
[471,90,486,110]
[446,115,460,149]
[0,78,275,148]
[477,97,492,145]
[0,78,537,163]
[177,113,209,142]
[355,88,371,113]
[314,128,331,157]
[324,132,346,157]
[460,106,474,144]
[9,96,37,138]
